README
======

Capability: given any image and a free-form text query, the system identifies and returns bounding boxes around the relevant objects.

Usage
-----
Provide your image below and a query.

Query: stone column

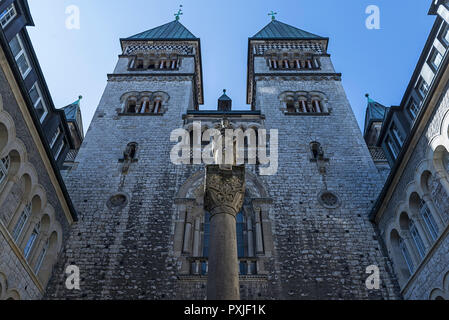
[204,165,245,300]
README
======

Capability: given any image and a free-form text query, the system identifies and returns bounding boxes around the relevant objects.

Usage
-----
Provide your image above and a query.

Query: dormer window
[407,98,420,121]
[428,49,443,72]
[0,3,17,28]
[416,77,429,99]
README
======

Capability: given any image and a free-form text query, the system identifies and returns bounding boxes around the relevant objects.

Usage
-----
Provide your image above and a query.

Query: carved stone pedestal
[204,165,245,300]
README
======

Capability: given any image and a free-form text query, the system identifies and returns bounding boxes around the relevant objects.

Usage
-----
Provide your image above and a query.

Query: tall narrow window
[0,155,10,187]
[407,99,420,121]
[0,3,17,27]
[386,136,400,160]
[9,34,31,79]
[54,139,65,160]
[439,24,449,47]
[417,77,430,99]
[200,210,256,275]
[420,200,439,241]
[34,239,49,274]
[410,221,426,259]
[29,83,48,123]
[49,127,61,148]
[286,101,296,113]
[12,203,31,242]
[24,223,40,260]
[429,49,443,71]
[391,123,405,147]
[399,238,414,275]
[127,99,136,113]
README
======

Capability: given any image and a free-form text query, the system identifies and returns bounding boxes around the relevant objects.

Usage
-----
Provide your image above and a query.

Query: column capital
[204,165,245,218]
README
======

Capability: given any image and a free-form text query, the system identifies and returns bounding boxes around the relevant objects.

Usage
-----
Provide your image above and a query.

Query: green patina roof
[367,97,387,121]
[63,96,82,121]
[364,95,387,134]
[125,20,197,40]
[251,19,324,40]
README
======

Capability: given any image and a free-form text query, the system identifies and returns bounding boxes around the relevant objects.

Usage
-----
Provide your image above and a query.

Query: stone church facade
[2,0,449,301]
[42,17,404,300]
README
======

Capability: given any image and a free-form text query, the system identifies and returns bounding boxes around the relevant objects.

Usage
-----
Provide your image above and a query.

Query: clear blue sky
[27,0,434,134]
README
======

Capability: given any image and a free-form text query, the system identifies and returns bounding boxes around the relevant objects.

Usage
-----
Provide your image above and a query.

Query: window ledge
[118,113,164,116]
[270,68,321,71]
[284,112,330,116]
[128,68,180,72]
[177,274,268,281]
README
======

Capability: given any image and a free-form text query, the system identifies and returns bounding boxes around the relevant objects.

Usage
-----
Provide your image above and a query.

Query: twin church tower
[45,14,401,299]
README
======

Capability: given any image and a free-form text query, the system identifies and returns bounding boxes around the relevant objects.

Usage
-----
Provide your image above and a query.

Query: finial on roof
[79,95,83,100]
[223,89,226,94]
[175,5,183,20]
[268,11,277,21]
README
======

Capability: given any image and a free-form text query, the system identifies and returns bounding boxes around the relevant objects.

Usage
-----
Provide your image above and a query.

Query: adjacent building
[367,0,449,300]
[0,0,78,300]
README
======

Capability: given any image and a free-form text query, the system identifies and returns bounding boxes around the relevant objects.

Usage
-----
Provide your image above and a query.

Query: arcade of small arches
[279,91,329,114]
[429,271,449,300]
[0,98,63,300]
[120,91,169,115]
[265,50,321,70]
[173,169,272,278]
[129,52,181,71]
[384,111,449,297]
[0,272,20,300]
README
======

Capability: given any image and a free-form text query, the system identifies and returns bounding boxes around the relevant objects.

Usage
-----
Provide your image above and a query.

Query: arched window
[135,59,144,69]
[24,222,40,259]
[0,155,10,187]
[126,98,137,113]
[12,202,31,241]
[420,199,439,241]
[399,237,414,275]
[148,61,156,69]
[286,100,296,113]
[409,220,426,259]
[310,142,322,160]
[34,238,49,274]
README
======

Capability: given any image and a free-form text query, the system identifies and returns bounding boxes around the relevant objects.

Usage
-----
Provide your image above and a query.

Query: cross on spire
[175,5,183,20]
[268,11,277,21]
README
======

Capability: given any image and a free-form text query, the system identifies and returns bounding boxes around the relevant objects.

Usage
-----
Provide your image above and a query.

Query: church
[0,0,449,300]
